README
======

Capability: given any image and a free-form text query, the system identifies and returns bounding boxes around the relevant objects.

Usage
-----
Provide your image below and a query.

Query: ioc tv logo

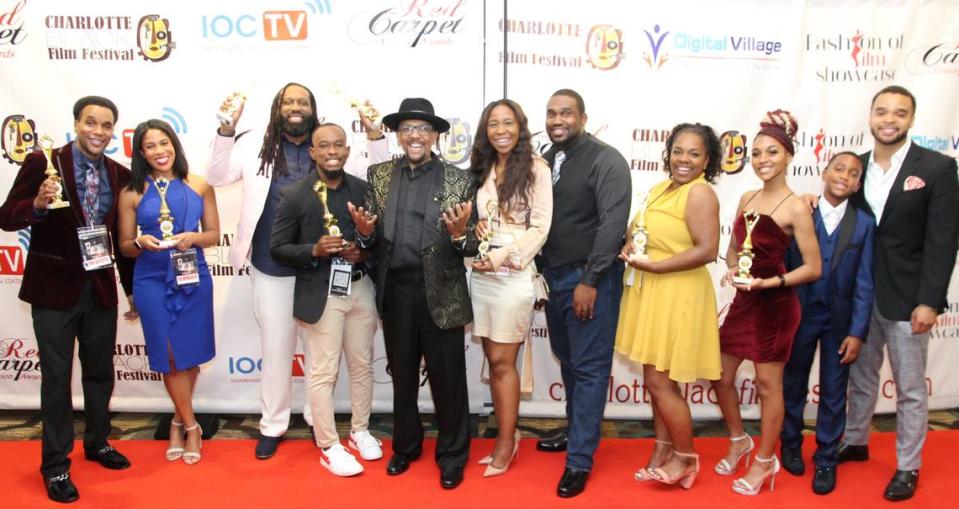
[202,1,332,41]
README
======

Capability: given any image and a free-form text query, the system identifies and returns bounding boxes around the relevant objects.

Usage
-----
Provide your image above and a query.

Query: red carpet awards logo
[1,114,37,164]
[805,29,901,82]
[0,0,28,59]
[905,35,959,77]
[348,0,466,47]
[0,337,40,381]
[45,11,176,61]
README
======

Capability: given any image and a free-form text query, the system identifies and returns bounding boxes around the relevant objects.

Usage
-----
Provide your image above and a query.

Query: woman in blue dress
[118,119,219,465]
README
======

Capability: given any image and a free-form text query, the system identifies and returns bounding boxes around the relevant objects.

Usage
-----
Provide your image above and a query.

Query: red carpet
[5,431,950,508]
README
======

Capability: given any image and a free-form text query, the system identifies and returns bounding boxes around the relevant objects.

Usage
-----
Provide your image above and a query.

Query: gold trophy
[154,177,178,248]
[629,195,650,263]
[313,180,341,238]
[732,210,760,285]
[476,198,498,261]
[217,92,247,127]
[328,83,380,127]
[39,136,70,209]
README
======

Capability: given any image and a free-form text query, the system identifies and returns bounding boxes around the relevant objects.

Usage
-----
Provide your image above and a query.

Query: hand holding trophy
[216,91,247,132]
[153,177,178,248]
[38,136,70,210]
[475,199,498,261]
[732,210,760,286]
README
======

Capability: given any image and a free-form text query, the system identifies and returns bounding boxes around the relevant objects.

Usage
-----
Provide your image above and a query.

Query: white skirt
[470,224,536,343]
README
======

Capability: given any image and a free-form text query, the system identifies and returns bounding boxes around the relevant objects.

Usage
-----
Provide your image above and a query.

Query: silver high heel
[714,434,754,475]
[165,420,185,461]
[732,455,780,495]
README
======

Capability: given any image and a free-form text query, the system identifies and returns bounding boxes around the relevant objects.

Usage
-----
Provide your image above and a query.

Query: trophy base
[47,201,71,210]
[732,276,754,286]
[158,239,179,249]
[628,253,648,264]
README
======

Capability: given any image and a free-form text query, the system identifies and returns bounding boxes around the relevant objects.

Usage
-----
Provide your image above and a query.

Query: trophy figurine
[732,210,761,285]
[39,136,70,209]
[154,177,178,248]
[475,198,498,261]
[217,92,247,127]
[314,180,342,238]
[629,195,650,263]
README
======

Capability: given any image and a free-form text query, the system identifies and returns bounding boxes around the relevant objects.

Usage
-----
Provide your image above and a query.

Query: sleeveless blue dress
[133,177,215,373]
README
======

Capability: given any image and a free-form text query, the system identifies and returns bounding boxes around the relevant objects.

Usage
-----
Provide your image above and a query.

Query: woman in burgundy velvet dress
[710,111,822,495]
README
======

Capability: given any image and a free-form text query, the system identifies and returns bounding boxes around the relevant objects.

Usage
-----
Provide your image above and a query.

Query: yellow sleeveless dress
[614,176,721,382]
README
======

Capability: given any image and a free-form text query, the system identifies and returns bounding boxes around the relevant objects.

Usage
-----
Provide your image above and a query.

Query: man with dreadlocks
[207,82,389,460]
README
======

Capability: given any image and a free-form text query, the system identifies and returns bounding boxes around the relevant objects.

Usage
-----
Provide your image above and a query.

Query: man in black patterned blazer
[349,98,478,490]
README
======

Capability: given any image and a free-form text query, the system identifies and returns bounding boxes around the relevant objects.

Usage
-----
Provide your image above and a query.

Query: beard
[870,125,909,147]
[281,113,316,137]
[320,168,345,180]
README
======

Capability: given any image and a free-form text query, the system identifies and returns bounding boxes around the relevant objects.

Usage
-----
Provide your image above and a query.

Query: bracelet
[451,234,467,243]
[366,134,385,141]
[133,238,143,250]
[777,274,786,287]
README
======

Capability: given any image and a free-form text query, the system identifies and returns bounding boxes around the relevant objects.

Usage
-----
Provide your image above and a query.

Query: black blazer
[854,143,959,321]
[270,172,369,324]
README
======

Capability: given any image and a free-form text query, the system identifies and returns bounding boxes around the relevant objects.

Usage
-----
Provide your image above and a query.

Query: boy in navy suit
[781,152,875,494]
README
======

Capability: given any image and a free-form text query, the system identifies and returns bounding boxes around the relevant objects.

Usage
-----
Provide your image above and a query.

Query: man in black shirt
[535,89,631,497]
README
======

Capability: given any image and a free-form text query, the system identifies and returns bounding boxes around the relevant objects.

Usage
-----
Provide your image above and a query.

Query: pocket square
[904,175,926,191]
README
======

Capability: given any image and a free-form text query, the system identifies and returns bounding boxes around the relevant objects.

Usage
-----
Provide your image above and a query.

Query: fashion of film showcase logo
[805,29,902,82]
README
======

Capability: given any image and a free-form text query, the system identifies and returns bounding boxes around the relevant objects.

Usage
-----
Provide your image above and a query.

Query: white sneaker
[349,430,384,461]
[320,443,364,477]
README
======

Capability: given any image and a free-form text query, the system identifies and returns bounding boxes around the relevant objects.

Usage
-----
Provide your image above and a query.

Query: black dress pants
[32,281,117,478]
[382,268,469,469]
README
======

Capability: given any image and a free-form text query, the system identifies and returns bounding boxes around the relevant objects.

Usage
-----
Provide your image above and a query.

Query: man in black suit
[0,96,135,504]
[837,85,959,501]
[270,123,382,477]
[348,98,478,489]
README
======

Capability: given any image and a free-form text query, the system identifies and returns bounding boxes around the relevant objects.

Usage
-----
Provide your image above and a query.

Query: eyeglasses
[397,124,434,135]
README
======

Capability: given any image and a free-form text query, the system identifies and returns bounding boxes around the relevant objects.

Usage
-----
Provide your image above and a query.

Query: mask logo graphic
[1,115,37,165]
[719,131,748,174]
[586,25,624,70]
[440,118,472,165]
[137,15,175,62]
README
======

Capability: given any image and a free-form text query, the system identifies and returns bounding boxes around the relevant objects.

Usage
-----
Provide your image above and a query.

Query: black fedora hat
[381,98,451,133]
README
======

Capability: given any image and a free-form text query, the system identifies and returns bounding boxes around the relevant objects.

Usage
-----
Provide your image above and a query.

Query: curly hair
[469,99,536,208]
[661,123,722,184]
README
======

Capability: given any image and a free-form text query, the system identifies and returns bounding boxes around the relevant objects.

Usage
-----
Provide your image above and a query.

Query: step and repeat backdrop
[1,0,958,419]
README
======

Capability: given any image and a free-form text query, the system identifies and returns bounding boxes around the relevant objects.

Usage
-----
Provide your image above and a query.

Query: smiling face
[397,120,437,167]
[822,154,862,202]
[545,94,586,146]
[73,105,115,160]
[139,128,176,173]
[750,134,792,182]
[869,92,914,149]
[486,104,519,157]
[668,130,709,185]
[279,85,315,137]
[309,125,350,178]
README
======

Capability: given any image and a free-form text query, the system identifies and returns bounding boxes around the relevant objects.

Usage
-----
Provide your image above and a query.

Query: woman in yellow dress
[615,123,723,490]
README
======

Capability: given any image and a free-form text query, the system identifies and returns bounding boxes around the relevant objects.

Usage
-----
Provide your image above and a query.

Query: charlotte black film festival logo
[136,14,175,62]
[1,115,37,165]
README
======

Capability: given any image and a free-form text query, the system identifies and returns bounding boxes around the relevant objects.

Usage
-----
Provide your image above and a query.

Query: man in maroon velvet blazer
[0,96,135,504]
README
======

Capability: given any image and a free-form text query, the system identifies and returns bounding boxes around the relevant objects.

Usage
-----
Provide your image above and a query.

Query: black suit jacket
[854,143,959,321]
[360,157,479,329]
[270,172,369,324]
[0,142,134,310]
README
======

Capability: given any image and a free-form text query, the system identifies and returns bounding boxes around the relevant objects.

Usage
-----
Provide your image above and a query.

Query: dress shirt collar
[868,138,911,173]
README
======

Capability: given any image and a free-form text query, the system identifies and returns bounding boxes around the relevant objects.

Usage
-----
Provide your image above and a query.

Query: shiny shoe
[484,430,521,477]
[781,446,805,476]
[812,465,836,495]
[714,434,754,475]
[634,440,672,481]
[386,454,416,476]
[884,470,918,501]
[732,455,781,496]
[651,451,699,490]
[45,473,79,504]
[84,445,131,470]
[440,466,464,489]
[165,420,185,461]
[182,422,203,465]
[836,443,869,463]
[536,429,568,453]
[556,468,589,498]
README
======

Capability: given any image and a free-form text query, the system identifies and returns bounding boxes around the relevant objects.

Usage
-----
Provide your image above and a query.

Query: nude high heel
[652,451,700,490]
[634,439,672,481]
[182,422,203,465]
[165,420,185,461]
[714,434,754,475]
[483,429,521,478]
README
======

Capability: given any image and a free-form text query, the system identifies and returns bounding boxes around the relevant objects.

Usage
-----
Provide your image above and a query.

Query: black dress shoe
[255,435,281,460]
[386,454,416,476]
[836,443,868,463]
[440,466,464,489]
[812,465,836,495]
[556,468,589,498]
[537,430,568,453]
[84,445,131,470]
[884,470,918,501]
[45,473,79,504]
[781,447,805,476]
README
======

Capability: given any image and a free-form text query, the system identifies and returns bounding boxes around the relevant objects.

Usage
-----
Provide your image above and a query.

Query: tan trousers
[299,276,378,448]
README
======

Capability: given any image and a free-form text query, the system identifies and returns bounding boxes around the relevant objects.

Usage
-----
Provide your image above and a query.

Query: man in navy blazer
[782,152,875,495]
